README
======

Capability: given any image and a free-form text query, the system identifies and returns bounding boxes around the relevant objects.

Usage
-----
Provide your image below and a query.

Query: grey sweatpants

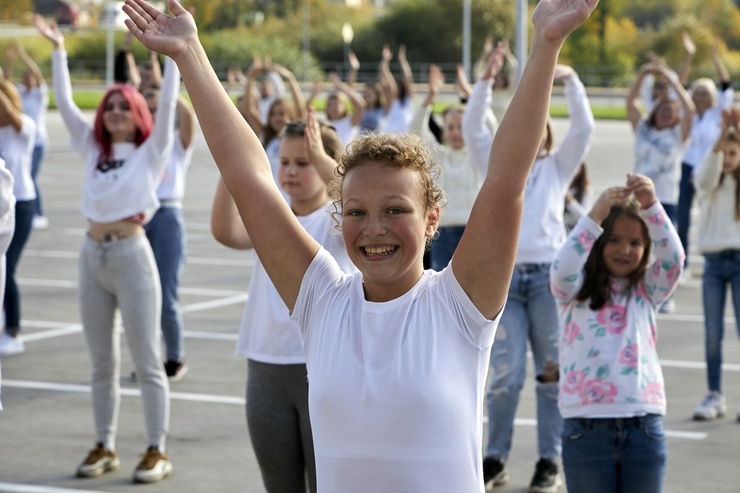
[246,359,316,493]
[79,232,169,451]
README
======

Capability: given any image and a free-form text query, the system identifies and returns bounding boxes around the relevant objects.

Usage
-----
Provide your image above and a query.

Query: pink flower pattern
[562,370,586,395]
[619,343,639,368]
[564,321,581,345]
[642,382,664,405]
[596,303,627,334]
[579,378,618,405]
[577,230,596,251]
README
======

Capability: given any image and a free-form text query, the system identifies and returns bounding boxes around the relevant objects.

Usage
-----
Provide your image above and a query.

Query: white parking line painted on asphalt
[182,330,238,341]
[181,294,248,313]
[3,380,245,405]
[0,482,112,493]
[661,359,740,372]
[3,380,707,440]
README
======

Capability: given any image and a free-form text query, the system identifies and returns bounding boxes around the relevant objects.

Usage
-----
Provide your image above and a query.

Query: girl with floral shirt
[550,174,684,493]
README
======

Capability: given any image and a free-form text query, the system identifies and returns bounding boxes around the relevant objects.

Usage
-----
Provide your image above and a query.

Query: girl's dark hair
[570,162,590,203]
[718,129,740,220]
[282,119,341,159]
[264,98,296,147]
[576,199,651,310]
[647,97,678,128]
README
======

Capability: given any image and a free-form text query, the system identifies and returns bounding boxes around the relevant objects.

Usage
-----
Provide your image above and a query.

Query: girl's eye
[296,161,310,167]
[346,210,364,217]
[280,161,289,166]
[631,240,643,247]
[387,208,403,215]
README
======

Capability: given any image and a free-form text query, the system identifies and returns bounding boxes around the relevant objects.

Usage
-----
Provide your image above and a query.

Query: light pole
[462,0,471,80]
[342,23,354,80]
[105,0,114,86]
[515,0,527,84]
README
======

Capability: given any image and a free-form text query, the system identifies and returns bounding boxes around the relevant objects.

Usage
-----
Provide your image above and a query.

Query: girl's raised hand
[626,173,657,209]
[32,14,64,49]
[123,0,196,60]
[481,43,505,81]
[531,0,599,46]
[304,107,327,165]
[588,186,629,224]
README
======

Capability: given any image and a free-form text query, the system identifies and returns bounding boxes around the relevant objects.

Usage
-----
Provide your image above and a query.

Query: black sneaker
[164,360,188,382]
[483,457,509,488]
[529,458,562,493]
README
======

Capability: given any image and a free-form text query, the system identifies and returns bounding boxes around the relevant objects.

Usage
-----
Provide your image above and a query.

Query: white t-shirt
[0,158,14,412]
[235,204,355,363]
[156,134,193,202]
[384,97,414,134]
[329,115,357,148]
[18,82,49,147]
[292,248,500,493]
[0,114,36,201]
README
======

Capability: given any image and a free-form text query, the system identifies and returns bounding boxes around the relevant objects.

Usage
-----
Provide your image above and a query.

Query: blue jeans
[4,200,34,334]
[486,263,562,460]
[31,145,46,217]
[676,163,694,267]
[701,250,740,392]
[562,415,667,493]
[145,206,186,362]
[430,225,465,271]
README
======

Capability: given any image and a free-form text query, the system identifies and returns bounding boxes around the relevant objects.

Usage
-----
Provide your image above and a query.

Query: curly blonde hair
[328,132,445,214]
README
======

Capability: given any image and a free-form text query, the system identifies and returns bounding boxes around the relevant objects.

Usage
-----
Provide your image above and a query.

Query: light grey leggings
[79,232,169,451]
[246,359,316,493]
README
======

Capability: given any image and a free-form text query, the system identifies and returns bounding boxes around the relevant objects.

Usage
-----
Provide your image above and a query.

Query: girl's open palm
[33,14,64,48]
[123,0,196,60]
[532,0,599,45]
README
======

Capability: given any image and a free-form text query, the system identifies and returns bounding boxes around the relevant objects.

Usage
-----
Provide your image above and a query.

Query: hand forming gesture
[588,186,630,223]
[123,0,196,60]
[626,173,657,209]
[33,14,64,49]
[531,0,600,46]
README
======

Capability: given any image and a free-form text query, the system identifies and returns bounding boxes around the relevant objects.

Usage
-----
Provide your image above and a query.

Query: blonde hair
[690,78,718,108]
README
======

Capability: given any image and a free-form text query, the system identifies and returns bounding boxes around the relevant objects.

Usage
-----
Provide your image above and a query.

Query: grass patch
[49,90,628,120]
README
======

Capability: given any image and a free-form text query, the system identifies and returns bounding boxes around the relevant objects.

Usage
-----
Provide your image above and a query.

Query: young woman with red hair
[34,14,179,484]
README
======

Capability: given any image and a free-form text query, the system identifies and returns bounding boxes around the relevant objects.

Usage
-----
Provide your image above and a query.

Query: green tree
[0,0,32,22]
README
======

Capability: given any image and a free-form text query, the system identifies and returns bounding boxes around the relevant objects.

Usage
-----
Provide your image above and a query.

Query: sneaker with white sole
[164,360,188,382]
[0,333,25,356]
[133,447,172,483]
[76,443,120,478]
[693,391,727,420]
[529,458,563,493]
[32,215,49,230]
[483,457,509,488]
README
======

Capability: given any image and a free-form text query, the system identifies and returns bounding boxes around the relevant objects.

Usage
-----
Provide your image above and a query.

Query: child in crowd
[307,72,365,147]
[211,110,354,493]
[0,158,15,408]
[123,0,598,491]
[692,108,740,422]
[564,162,592,233]
[550,174,684,493]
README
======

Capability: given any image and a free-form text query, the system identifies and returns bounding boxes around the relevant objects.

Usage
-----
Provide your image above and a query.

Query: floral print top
[550,202,684,418]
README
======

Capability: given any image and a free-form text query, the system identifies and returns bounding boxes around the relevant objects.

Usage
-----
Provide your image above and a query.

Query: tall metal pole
[302,0,310,81]
[462,0,471,80]
[515,0,527,84]
[106,0,114,86]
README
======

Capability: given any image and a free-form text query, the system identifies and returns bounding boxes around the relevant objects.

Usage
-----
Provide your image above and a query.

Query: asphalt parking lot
[0,111,738,493]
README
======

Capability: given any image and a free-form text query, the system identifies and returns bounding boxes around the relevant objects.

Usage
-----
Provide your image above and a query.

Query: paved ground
[0,110,739,493]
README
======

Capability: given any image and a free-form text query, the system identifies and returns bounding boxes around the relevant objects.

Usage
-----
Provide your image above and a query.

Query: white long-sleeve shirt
[515,74,594,264]
[52,49,179,224]
[410,99,491,227]
[0,159,15,412]
[695,151,740,254]
[683,86,735,171]
[550,203,684,419]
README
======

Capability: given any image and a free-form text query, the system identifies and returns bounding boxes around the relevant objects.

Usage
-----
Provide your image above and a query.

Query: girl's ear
[425,205,441,239]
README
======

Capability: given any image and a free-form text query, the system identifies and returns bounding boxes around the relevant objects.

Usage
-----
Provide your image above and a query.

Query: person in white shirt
[550,175,683,493]
[0,78,36,358]
[483,64,594,492]
[0,158,16,410]
[35,14,178,484]
[143,90,195,381]
[691,108,740,423]
[4,42,49,229]
[410,55,498,271]
[379,44,415,134]
[307,72,366,148]
[677,40,733,276]
[123,1,597,491]
[212,111,353,493]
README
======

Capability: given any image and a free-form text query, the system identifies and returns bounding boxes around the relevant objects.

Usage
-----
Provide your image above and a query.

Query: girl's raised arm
[451,0,599,320]
[124,0,318,311]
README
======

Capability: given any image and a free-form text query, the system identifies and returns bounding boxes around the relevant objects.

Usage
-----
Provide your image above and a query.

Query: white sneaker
[679,267,692,285]
[659,299,676,314]
[0,333,25,356]
[32,216,49,230]
[693,391,727,420]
